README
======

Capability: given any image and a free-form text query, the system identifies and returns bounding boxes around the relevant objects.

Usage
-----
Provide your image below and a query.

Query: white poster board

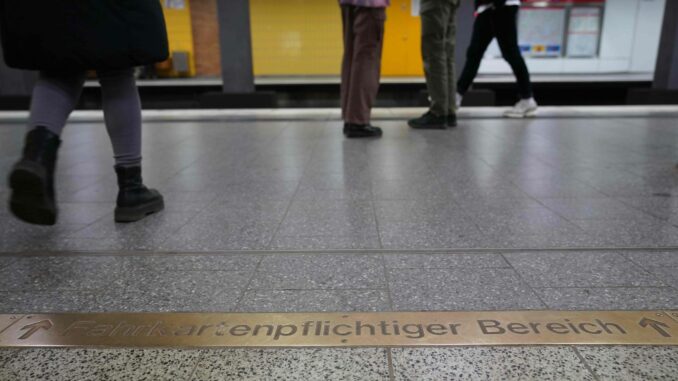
[518,8,567,57]
[566,7,602,57]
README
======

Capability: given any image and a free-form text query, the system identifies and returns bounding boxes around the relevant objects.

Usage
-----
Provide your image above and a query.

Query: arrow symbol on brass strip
[639,318,671,338]
[18,320,53,340]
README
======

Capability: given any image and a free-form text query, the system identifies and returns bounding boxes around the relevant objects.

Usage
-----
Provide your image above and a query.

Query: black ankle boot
[345,123,383,138]
[114,165,164,223]
[8,127,61,225]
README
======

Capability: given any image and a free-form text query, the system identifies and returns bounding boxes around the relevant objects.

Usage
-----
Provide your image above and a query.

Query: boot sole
[115,197,165,223]
[409,125,447,130]
[8,163,57,226]
[345,132,383,138]
[408,121,446,129]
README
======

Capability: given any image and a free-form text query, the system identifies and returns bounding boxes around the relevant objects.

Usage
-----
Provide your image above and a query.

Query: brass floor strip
[0,315,24,337]
[1,311,677,348]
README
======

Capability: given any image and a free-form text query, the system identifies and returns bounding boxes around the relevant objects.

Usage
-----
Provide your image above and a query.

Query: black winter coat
[0,0,169,71]
[474,0,508,10]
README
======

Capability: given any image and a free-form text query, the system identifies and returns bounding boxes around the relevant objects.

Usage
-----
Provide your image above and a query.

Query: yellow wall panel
[161,0,196,76]
[382,0,424,76]
[250,0,424,77]
[250,0,343,76]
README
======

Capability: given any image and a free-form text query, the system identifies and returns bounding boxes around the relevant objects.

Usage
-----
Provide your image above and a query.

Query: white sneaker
[455,92,463,109]
[504,98,538,118]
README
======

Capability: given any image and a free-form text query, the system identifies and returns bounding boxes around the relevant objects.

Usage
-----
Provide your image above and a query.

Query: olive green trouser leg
[420,0,460,116]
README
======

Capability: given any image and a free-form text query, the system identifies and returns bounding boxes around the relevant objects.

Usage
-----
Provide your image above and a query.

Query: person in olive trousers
[339,0,389,138]
[0,0,168,225]
[409,0,460,130]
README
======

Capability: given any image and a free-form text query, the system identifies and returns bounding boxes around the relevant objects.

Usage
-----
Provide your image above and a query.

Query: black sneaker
[447,113,458,128]
[345,123,383,138]
[408,111,446,129]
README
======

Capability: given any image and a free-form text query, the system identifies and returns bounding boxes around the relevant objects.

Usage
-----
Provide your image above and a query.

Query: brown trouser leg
[340,5,386,125]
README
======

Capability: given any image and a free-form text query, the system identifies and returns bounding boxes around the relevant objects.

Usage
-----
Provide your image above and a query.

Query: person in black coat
[0,0,169,225]
[457,0,538,118]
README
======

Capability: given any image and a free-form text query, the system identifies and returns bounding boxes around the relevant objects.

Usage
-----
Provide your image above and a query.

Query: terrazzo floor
[1,108,678,380]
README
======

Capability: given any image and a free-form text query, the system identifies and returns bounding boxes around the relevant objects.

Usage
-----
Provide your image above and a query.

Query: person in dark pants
[340,0,389,138]
[457,0,538,118]
[408,0,460,130]
[0,0,168,225]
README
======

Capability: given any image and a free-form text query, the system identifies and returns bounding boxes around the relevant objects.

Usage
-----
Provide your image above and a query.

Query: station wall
[165,0,666,78]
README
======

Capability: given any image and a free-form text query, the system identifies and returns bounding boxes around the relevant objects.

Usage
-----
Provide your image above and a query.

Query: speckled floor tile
[66,211,196,240]
[236,289,390,312]
[505,251,665,288]
[214,181,300,202]
[113,269,252,293]
[536,287,678,310]
[0,349,202,381]
[391,347,594,381]
[515,179,607,199]
[616,196,678,223]
[129,254,261,272]
[93,288,241,312]
[383,253,508,268]
[388,268,545,310]
[1,237,127,252]
[52,203,114,225]
[573,219,678,247]
[380,230,485,250]
[250,254,386,289]
[156,233,273,251]
[472,206,585,237]
[476,232,611,249]
[0,256,125,291]
[151,200,288,251]
[192,348,389,381]
[624,251,678,269]
[644,267,678,288]
[0,291,101,313]
[578,346,678,381]
[269,234,382,250]
[538,198,646,220]
[0,349,18,368]
[276,200,378,237]
[371,179,453,200]
[0,256,15,270]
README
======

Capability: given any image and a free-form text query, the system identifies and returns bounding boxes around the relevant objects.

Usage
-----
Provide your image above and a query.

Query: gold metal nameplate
[1,311,677,348]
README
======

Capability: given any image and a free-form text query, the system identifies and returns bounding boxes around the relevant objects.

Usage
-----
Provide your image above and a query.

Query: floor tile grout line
[233,255,265,311]
[500,253,550,309]
[533,285,677,290]
[380,254,396,311]
[186,349,206,381]
[618,251,674,288]
[572,347,602,381]
[153,187,231,248]
[4,246,678,258]
[369,172,384,250]
[610,196,678,228]
[263,143,315,250]
[386,347,396,381]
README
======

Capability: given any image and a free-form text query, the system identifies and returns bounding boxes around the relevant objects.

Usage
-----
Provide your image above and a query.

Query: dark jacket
[0,0,169,71]
[474,0,508,10]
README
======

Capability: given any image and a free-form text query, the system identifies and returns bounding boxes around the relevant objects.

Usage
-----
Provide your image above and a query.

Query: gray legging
[28,68,142,167]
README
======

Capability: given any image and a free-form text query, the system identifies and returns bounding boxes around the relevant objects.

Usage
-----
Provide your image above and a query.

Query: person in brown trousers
[339,0,390,138]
